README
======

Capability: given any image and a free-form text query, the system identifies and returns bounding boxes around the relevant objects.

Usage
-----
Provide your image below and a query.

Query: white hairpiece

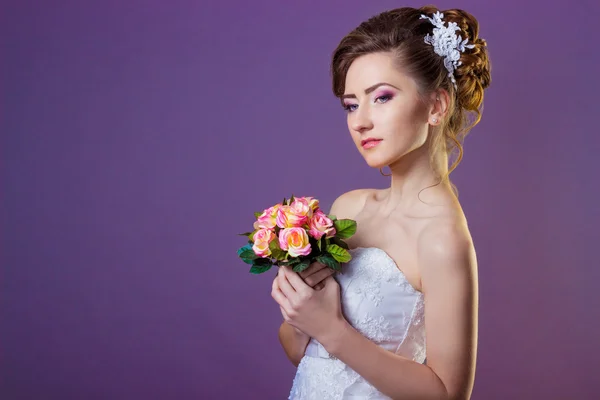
[419,11,475,88]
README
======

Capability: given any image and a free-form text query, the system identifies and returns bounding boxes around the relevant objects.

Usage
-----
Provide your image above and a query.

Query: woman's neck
[382,143,451,213]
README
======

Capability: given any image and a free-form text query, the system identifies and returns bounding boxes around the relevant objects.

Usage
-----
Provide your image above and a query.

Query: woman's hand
[271,265,345,343]
[272,261,336,335]
[272,271,307,336]
[297,261,336,291]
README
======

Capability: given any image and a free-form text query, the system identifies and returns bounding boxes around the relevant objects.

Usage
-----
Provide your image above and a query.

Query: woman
[271,5,491,399]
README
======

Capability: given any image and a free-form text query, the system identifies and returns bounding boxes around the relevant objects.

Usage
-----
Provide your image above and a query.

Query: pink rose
[301,196,320,212]
[278,227,311,257]
[290,198,314,218]
[308,210,336,240]
[253,204,281,230]
[276,205,308,228]
[252,228,275,257]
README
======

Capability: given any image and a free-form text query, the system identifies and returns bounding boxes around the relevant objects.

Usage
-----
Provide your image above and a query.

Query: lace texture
[419,11,475,87]
[288,247,426,400]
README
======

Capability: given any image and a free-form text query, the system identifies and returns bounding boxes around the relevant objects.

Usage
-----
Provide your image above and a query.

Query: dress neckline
[349,246,422,294]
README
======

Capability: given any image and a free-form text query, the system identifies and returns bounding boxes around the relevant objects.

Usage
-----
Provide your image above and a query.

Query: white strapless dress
[288,247,426,400]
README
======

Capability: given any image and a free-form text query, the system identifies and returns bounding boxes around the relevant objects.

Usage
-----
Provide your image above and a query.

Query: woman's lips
[361,139,383,149]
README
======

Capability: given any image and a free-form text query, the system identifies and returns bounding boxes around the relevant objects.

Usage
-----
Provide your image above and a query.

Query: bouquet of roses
[237,195,357,274]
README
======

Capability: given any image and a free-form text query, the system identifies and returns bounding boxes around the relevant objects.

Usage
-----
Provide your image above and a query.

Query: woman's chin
[364,159,387,169]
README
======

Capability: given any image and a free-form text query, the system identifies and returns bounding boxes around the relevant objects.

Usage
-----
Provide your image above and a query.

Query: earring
[379,167,392,177]
[432,118,438,123]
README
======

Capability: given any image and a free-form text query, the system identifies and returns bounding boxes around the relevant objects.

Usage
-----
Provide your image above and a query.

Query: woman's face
[342,52,433,169]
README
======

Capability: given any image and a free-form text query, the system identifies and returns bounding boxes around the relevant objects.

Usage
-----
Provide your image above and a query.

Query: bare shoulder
[328,189,374,220]
[418,215,474,258]
[417,216,477,279]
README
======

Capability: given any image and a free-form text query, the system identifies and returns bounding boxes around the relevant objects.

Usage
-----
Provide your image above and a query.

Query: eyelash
[343,94,393,113]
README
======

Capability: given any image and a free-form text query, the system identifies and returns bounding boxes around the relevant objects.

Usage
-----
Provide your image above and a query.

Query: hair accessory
[420,11,475,88]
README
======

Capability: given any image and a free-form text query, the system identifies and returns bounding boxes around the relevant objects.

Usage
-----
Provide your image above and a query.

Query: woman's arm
[278,321,311,367]
[319,222,479,400]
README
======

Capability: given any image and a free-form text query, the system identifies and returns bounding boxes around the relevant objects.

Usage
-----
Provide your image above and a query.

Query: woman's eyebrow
[341,82,400,99]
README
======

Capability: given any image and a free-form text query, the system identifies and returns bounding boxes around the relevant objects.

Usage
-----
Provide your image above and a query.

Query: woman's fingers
[281,265,310,292]
[304,266,335,288]
[277,267,296,297]
[298,262,335,288]
[298,262,327,279]
[271,273,292,310]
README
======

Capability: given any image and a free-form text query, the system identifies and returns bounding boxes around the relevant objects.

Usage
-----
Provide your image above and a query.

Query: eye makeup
[342,89,395,112]
[373,90,394,103]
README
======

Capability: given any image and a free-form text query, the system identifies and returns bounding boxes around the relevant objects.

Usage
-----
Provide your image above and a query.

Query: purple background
[2,0,599,399]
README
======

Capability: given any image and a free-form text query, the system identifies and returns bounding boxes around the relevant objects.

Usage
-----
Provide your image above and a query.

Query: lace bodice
[288,247,426,400]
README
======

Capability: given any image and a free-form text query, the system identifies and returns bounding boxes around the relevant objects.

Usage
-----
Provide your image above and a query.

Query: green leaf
[269,240,287,260]
[237,243,258,264]
[254,211,263,218]
[237,244,253,255]
[292,259,311,273]
[328,214,337,221]
[250,264,273,274]
[326,244,352,263]
[237,244,257,264]
[307,236,320,257]
[320,236,328,250]
[330,236,349,250]
[288,257,301,265]
[269,239,280,250]
[279,257,301,267]
[289,194,295,204]
[333,219,357,239]
[239,230,256,241]
[316,253,341,271]
[253,257,273,266]
[250,258,273,274]
[270,248,286,260]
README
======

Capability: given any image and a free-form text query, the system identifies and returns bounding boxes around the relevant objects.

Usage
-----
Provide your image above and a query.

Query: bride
[271,5,491,400]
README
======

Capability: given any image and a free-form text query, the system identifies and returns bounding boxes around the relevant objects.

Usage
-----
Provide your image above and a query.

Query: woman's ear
[428,89,449,126]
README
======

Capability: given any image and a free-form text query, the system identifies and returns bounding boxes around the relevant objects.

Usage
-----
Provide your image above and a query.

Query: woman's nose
[350,108,374,132]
